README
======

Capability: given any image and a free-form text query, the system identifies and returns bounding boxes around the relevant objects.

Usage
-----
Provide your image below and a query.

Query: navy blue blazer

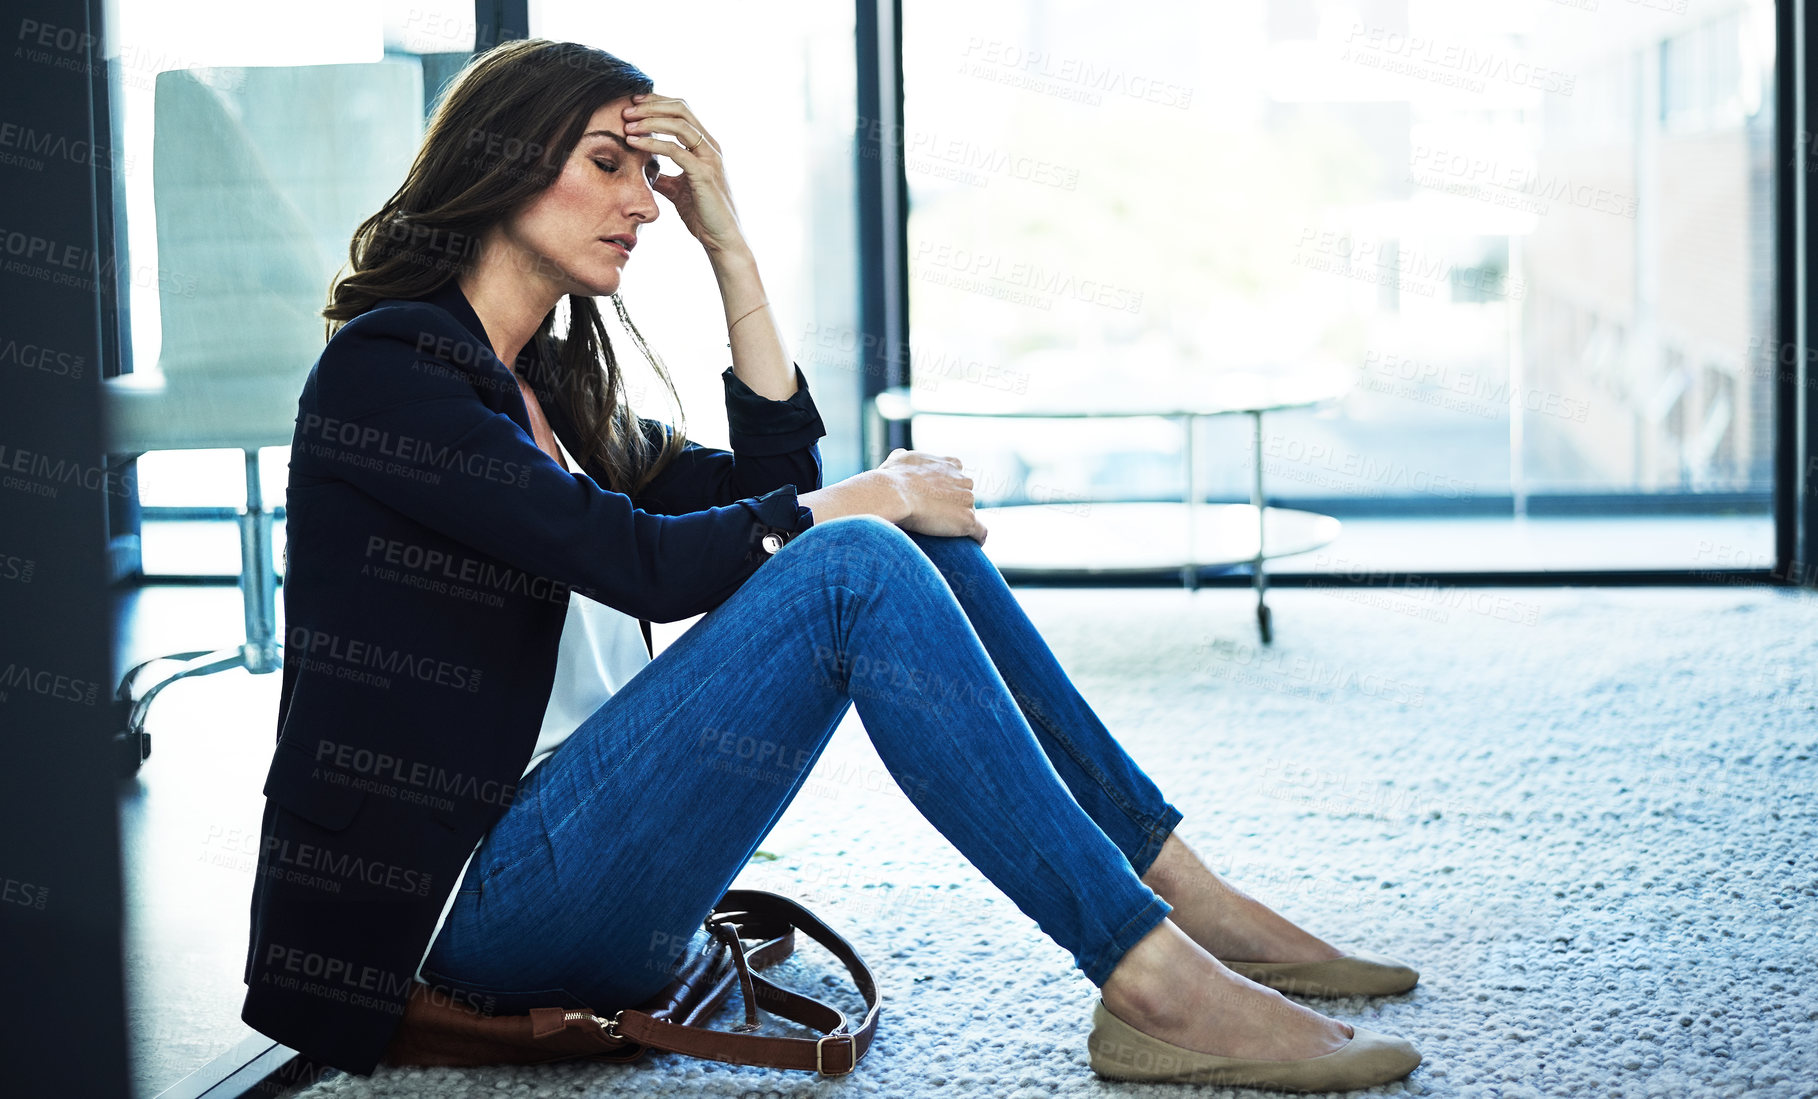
[240,278,823,1075]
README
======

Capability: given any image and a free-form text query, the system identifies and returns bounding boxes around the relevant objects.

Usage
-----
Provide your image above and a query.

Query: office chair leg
[115,649,252,774]
[238,449,281,674]
[112,451,282,775]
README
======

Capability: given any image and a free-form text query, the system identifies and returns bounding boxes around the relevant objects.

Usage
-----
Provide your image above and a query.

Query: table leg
[1251,410,1272,644]
[1182,413,1198,593]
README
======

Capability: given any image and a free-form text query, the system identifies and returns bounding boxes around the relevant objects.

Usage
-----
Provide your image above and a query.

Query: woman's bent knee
[789,513,941,592]
[796,512,900,542]
[793,513,926,560]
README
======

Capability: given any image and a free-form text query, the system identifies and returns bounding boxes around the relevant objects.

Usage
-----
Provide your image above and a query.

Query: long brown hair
[325,38,688,497]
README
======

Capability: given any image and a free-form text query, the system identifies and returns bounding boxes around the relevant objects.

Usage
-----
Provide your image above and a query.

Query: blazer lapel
[413,278,537,439]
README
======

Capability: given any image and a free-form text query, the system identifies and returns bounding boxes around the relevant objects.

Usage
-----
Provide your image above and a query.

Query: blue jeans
[421,515,1183,1013]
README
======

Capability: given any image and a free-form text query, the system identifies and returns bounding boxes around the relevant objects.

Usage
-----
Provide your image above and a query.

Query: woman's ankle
[1101,918,1203,1027]
[1140,833,1348,965]
[1138,831,1190,895]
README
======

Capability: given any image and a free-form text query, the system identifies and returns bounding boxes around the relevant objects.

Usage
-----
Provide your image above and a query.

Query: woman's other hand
[620,92,746,256]
[878,449,989,547]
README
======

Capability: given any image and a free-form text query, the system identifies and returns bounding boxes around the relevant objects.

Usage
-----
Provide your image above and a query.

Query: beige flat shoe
[1222,951,1419,997]
[1086,998,1422,1091]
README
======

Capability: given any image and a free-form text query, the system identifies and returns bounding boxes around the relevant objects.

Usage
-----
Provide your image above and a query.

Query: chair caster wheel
[116,728,151,777]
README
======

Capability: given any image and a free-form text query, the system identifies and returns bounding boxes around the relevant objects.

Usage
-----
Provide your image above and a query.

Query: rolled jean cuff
[1078,890,1174,987]
[1129,801,1185,881]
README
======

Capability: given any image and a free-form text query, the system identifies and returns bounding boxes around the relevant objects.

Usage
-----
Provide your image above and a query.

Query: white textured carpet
[290,584,1818,1098]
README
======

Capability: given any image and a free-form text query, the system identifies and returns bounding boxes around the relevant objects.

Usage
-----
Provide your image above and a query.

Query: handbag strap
[606,888,882,1075]
[706,915,762,1033]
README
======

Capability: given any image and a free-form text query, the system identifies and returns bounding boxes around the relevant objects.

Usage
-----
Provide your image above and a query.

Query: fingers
[622,94,720,157]
[623,118,711,162]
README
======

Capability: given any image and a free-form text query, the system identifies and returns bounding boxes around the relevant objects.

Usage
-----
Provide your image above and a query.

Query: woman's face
[494,96,661,299]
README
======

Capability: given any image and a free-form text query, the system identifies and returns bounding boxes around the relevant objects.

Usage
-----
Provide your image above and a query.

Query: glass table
[868,369,1354,643]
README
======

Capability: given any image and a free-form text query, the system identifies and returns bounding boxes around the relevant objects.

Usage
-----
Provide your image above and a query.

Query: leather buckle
[816,1032,854,1076]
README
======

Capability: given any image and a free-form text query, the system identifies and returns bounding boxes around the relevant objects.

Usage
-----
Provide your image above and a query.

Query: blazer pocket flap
[263,739,368,832]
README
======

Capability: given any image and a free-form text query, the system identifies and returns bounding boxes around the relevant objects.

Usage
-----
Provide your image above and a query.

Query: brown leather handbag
[380,889,880,1076]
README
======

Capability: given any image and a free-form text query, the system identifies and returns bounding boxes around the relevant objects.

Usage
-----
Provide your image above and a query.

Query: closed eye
[594,158,662,185]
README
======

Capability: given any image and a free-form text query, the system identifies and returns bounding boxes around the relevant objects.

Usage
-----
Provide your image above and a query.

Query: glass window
[901,0,1776,573]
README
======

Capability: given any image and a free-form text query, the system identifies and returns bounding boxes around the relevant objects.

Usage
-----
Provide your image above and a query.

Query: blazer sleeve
[291,304,812,624]
[633,363,826,517]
